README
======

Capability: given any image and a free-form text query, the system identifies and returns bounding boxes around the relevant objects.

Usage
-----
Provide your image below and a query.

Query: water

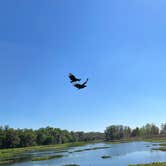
[9,142,166,166]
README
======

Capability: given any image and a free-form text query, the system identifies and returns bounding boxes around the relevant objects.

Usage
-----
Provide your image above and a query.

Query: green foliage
[105,123,160,141]
[0,126,104,149]
[161,123,166,135]
[0,123,164,149]
[105,125,131,141]
[139,124,159,136]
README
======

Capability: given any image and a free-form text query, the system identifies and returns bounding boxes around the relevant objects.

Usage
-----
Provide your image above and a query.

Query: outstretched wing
[68,73,77,81]
[82,78,88,85]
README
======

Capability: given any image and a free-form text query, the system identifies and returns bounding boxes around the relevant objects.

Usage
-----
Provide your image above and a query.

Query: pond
[9,142,166,166]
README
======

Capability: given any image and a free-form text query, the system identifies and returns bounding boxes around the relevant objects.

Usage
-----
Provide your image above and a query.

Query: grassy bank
[0,142,88,165]
[106,136,166,144]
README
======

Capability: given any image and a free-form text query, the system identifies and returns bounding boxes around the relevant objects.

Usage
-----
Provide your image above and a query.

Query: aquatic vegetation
[72,146,110,153]
[32,155,64,161]
[152,147,166,151]
[159,143,166,147]
[151,142,166,151]
[129,162,166,166]
[63,164,79,166]
[101,155,111,159]
[145,139,166,143]
[0,160,14,165]
[0,142,88,164]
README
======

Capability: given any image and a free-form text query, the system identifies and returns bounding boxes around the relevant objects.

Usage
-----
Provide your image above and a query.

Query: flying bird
[73,78,89,90]
[68,73,81,83]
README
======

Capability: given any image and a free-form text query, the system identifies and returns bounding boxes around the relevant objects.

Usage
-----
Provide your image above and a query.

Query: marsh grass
[72,146,110,153]
[152,147,166,151]
[0,142,88,165]
[106,137,166,145]
[151,142,166,151]
[32,155,64,161]
[63,164,79,166]
[129,162,166,166]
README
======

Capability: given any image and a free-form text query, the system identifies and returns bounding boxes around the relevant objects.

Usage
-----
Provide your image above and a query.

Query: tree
[131,127,140,137]
[105,125,130,141]
[3,128,20,148]
[161,123,166,134]
[19,129,36,147]
[139,124,159,136]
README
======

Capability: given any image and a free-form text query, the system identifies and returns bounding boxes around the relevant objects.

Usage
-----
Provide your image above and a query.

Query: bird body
[68,73,81,83]
[73,79,88,89]
[68,73,88,90]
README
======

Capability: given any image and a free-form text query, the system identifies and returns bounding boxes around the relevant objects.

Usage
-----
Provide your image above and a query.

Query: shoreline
[0,138,166,165]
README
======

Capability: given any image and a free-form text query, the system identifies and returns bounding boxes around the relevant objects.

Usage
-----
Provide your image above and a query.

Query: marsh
[4,142,166,166]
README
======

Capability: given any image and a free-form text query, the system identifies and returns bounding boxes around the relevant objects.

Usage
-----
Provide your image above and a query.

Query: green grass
[106,137,166,145]
[101,155,111,159]
[0,142,89,165]
[129,162,166,166]
[152,147,166,151]
[151,142,166,151]
[105,138,144,144]
[144,138,166,143]
[32,155,64,161]
[0,160,14,165]
[159,143,166,146]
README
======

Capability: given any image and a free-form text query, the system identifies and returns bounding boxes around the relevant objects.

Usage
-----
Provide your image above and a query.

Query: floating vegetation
[0,142,88,164]
[63,164,80,166]
[72,146,110,153]
[129,162,166,166]
[32,155,64,161]
[159,143,166,147]
[152,143,166,151]
[152,147,166,151]
[0,160,14,165]
[101,155,111,159]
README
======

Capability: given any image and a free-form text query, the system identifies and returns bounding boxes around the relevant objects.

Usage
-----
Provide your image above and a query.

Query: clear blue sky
[0,0,166,132]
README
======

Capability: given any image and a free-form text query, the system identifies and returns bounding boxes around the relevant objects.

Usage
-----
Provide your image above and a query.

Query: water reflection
[9,142,166,166]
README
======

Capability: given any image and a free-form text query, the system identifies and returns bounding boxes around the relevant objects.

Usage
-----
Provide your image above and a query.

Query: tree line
[105,123,166,141]
[0,126,104,149]
[0,123,166,149]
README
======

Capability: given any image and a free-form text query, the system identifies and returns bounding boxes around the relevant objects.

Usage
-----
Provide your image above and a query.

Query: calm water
[10,142,166,166]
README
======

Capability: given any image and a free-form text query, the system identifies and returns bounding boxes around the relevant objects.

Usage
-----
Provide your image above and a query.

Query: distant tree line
[0,123,166,149]
[0,126,104,149]
[105,123,166,141]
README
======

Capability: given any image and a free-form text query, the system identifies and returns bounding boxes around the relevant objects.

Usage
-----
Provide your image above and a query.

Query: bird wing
[82,78,88,85]
[68,73,77,81]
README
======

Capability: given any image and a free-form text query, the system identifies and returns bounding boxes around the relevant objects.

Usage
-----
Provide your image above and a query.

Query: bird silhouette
[73,78,89,89]
[68,73,81,83]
